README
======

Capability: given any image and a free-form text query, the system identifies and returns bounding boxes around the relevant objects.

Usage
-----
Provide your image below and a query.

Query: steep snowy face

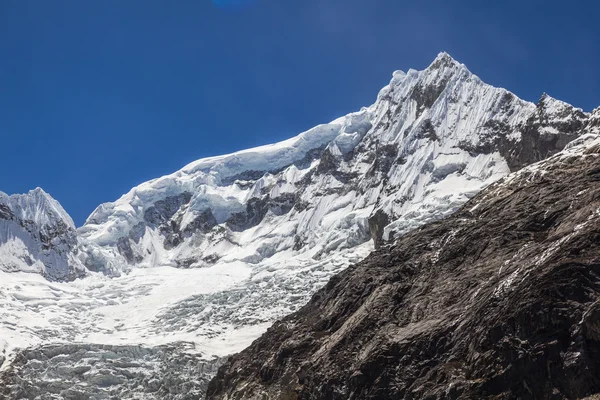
[76,121,348,275]
[78,53,587,272]
[0,188,84,281]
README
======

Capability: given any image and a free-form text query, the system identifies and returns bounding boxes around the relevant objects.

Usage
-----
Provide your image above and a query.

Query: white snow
[0,188,84,280]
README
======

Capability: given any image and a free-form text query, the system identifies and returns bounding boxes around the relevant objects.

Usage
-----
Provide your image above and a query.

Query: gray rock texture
[207,137,600,399]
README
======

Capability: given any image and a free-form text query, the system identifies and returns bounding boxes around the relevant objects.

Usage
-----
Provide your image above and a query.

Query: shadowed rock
[207,138,600,400]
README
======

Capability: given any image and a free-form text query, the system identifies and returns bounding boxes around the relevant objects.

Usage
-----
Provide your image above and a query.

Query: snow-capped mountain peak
[74,52,593,280]
[0,188,83,280]
[7,187,76,230]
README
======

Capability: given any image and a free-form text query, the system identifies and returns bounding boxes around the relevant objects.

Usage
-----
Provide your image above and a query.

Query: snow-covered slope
[75,53,588,308]
[0,188,84,281]
[0,53,593,398]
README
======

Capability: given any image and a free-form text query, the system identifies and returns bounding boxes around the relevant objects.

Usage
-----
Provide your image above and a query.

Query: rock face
[498,93,589,171]
[206,135,600,400]
[0,188,84,281]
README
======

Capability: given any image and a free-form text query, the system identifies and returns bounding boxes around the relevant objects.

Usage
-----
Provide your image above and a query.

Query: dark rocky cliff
[207,135,600,400]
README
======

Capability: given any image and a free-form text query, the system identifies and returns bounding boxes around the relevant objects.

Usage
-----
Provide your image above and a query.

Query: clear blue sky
[1,0,598,226]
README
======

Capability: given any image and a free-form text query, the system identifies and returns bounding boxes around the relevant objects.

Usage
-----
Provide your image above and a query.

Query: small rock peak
[535,93,550,120]
[30,187,50,199]
[585,106,600,133]
[535,93,588,122]
[536,93,567,112]
[428,52,461,71]
[590,106,600,118]
[537,93,582,111]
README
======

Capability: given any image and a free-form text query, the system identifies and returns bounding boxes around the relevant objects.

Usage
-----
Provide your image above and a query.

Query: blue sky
[0,0,598,226]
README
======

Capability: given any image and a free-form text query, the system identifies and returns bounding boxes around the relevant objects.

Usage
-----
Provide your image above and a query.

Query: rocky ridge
[206,134,600,400]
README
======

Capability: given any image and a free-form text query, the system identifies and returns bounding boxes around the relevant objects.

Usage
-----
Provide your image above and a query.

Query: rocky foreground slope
[207,134,600,400]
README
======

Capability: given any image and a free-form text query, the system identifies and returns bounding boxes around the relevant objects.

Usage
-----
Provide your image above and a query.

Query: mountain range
[1,53,598,399]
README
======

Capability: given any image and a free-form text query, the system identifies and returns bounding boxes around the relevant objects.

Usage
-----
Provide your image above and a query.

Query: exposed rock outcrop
[207,135,600,400]
[498,94,588,171]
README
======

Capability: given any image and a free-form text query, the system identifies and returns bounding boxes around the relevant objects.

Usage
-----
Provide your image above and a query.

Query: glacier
[0,52,594,398]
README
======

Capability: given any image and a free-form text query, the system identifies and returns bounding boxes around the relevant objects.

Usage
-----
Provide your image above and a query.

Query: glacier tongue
[0,53,593,397]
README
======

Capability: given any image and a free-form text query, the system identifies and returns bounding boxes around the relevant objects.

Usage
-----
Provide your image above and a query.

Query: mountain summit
[0,188,84,281]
